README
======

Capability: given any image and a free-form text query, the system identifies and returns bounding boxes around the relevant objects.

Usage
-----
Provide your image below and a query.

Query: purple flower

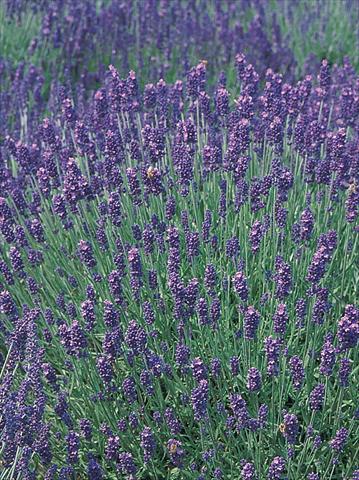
[281,412,299,444]
[63,159,88,206]
[140,427,156,463]
[230,356,240,376]
[247,367,262,392]
[329,427,348,453]
[117,452,137,476]
[264,336,281,377]
[249,220,264,253]
[79,419,92,441]
[204,264,217,295]
[167,439,185,468]
[273,303,289,337]
[58,321,87,358]
[299,208,314,241]
[122,376,137,404]
[128,247,143,299]
[197,297,210,326]
[244,306,260,340]
[337,304,358,350]
[0,290,17,316]
[77,240,96,269]
[96,355,113,384]
[81,300,96,331]
[87,454,103,480]
[267,456,286,479]
[211,357,222,378]
[338,358,351,387]
[230,394,249,429]
[241,461,257,479]
[66,431,80,464]
[309,383,325,411]
[191,380,209,421]
[313,435,322,449]
[125,320,147,355]
[319,337,336,376]
[164,408,182,435]
[233,271,249,302]
[191,357,208,382]
[288,356,305,390]
[274,256,292,299]
[307,473,320,480]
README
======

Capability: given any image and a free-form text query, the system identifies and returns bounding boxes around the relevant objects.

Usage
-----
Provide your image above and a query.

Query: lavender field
[0,1,358,479]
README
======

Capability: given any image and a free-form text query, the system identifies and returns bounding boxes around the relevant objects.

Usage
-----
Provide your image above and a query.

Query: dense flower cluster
[0,2,358,478]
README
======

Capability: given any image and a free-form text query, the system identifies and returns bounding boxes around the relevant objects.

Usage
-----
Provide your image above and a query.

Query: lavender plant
[0,6,358,480]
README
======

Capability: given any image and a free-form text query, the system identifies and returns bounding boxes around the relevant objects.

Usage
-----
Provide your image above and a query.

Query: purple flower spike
[267,456,286,479]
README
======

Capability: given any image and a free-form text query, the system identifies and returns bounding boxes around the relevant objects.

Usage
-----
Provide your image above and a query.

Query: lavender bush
[0,2,358,480]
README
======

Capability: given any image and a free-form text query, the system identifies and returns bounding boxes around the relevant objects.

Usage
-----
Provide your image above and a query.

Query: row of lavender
[3,0,357,146]
[0,53,358,478]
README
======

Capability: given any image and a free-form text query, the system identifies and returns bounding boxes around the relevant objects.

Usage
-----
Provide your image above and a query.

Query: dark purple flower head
[230,394,249,429]
[211,357,221,378]
[140,427,156,463]
[122,376,137,404]
[191,357,208,382]
[281,412,299,444]
[309,383,325,411]
[81,300,96,331]
[78,240,96,269]
[230,356,240,376]
[267,456,286,479]
[338,358,351,387]
[241,461,257,479]
[306,238,335,285]
[258,404,269,428]
[103,300,118,329]
[226,236,239,259]
[0,289,17,316]
[247,367,262,392]
[288,356,305,390]
[329,427,348,453]
[87,454,103,480]
[125,320,147,356]
[96,355,113,384]
[117,452,137,476]
[233,271,249,302]
[175,343,190,369]
[63,159,88,206]
[105,434,120,461]
[299,208,314,241]
[66,431,80,464]
[164,408,181,435]
[264,336,281,377]
[274,256,292,299]
[167,439,185,468]
[273,303,289,336]
[58,320,87,358]
[191,380,209,421]
[319,338,336,376]
[244,306,260,340]
[79,418,92,441]
[337,304,358,350]
[318,59,331,92]
[249,220,264,253]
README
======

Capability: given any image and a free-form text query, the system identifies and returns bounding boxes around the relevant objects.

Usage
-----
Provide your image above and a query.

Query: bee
[147,166,156,179]
[279,423,286,434]
[348,182,357,194]
[168,442,178,454]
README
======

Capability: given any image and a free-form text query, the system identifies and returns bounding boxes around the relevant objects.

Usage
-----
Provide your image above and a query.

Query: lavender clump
[0,29,357,480]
